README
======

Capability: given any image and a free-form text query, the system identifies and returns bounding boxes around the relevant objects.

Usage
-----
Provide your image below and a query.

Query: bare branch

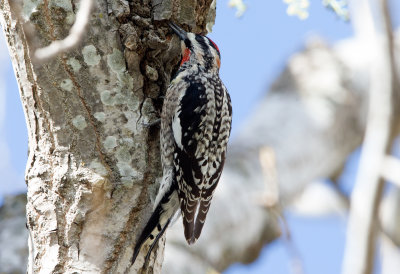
[342,0,399,274]
[279,214,304,274]
[34,0,93,61]
[348,0,375,42]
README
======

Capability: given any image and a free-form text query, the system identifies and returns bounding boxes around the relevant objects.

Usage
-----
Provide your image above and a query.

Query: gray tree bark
[0,0,215,273]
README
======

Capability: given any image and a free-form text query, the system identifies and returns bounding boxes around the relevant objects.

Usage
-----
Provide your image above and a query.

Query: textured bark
[0,0,215,273]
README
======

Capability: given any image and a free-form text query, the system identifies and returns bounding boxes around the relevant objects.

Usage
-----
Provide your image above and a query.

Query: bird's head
[169,22,221,72]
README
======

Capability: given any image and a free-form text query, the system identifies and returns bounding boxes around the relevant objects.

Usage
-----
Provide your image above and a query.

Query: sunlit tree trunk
[0,0,215,272]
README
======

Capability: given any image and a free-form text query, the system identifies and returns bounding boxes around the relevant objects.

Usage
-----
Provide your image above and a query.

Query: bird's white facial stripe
[181,41,186,54]
[187,33,205,63]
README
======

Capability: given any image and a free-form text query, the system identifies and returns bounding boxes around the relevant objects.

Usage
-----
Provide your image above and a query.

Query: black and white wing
[172,76,232,244]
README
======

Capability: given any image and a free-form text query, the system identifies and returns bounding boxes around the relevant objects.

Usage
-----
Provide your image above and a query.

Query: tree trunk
[0,0,215,272]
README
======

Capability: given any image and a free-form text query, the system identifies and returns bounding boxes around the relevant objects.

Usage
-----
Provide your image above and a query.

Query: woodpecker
[131,22,232,265]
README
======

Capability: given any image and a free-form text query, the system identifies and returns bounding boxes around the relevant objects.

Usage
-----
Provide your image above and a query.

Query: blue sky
[210,0,353,135]
[0,31,26,200]
[1,1,399,273]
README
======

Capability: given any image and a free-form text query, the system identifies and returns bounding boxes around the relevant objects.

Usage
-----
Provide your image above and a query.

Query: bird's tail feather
[131,188,179,265]
[144,218,171,263]
[193,199,211,242]
[181,198,198,245]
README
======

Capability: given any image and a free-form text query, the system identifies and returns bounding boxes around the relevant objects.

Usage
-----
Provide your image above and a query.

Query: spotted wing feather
[172,76,232,244]
[193,82,232,241]
[172,80,210,244]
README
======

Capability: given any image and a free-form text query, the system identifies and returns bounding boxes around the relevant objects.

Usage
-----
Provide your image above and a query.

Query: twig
[34,0,93,61]
[342,0,398,274]
[258,147,304,274]
[279,214,304,274]
[258,147,279,207]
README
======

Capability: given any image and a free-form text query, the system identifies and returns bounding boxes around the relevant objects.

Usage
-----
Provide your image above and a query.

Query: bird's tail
[193,199,212,241]
[131,187,179,265]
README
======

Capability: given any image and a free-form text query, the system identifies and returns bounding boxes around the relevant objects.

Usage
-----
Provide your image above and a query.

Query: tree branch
[34,0,93,61]
[342,0,399,273]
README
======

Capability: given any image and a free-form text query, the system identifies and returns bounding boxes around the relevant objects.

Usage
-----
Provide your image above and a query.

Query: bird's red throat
[180,48,191,66]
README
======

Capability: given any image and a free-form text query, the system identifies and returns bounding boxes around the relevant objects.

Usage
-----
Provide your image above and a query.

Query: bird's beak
[168,21,188,41]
